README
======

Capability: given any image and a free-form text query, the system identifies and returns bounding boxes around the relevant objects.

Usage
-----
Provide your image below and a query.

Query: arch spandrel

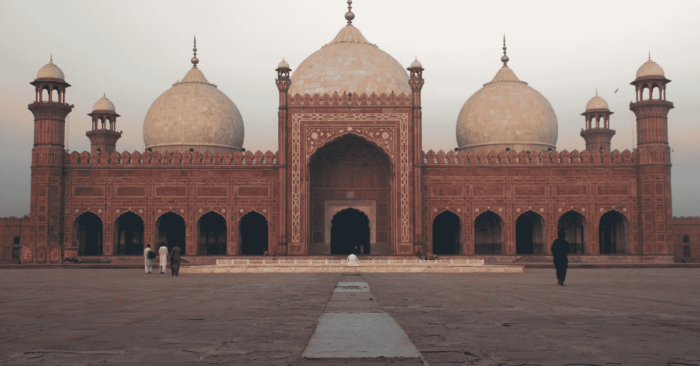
[306,128,395,163]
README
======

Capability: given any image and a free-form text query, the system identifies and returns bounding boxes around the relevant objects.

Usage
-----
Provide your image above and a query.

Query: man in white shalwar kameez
[144,244,153,274]
[347,253,359,266]
[158,243,169,274]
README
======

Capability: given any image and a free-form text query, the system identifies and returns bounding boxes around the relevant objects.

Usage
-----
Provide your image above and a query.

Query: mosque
[9,1,700,264]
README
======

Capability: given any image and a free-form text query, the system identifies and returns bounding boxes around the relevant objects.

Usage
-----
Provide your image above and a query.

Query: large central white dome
[289,24,411,96]
[143,66,244,153]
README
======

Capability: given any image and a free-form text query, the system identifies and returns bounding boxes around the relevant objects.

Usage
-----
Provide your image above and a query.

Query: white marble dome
[636,56,664,78]
[143,66,244,153]
[93,94,116,112]
[289,24,411,96]
[585,93,609,111]
[456,65,558,153]
[37,59,65,80]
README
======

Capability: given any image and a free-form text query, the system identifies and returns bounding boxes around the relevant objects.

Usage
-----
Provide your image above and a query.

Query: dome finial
[501,34,509,67]
[191,35,199,68]
[50,53,52,62]
[596,88,598,95]
[345,0,355,24]
[648,51,651,60]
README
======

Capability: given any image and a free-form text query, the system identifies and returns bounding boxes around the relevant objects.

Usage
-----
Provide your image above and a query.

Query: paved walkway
[0,269,698,365]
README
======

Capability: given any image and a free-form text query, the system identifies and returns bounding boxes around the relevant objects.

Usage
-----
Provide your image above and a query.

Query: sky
[0,0,699,217]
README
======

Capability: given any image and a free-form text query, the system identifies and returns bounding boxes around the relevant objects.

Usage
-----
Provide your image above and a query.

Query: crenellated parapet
[288,92,412,107]
[422,148,637,165]
[65,149,278,167]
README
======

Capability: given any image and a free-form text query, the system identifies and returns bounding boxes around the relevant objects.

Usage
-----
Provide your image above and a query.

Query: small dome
[143,66,244,153]
[456,65,558,153]
[278,58,289,69]
[289,24,410,96]
[410,58,422,68]
[585,93,608,110]
[636,56,665,78]
[93,94,116,112]
[37,59,65,80]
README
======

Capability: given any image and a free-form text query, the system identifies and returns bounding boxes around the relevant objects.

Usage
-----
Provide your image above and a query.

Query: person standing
[168,246,181,276]
[158,243,169,274]
[551,230,570,285]
[144,244,153,274]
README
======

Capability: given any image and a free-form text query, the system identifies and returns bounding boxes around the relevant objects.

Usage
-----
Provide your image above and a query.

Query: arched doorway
[308,134,391,255]
[516,211,545,254]
[155,212,186,255]
[197,212,226,255]
[433,211,460,255]
[474,211,503,255]
[240,212,268,255]
[331,208,370,255]
[74,212,103,256]
[558,211,586,254]
[114,212,144,255]
[599,210,628,254]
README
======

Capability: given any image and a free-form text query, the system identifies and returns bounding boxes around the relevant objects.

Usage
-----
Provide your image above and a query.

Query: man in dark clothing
[168,246,181,276]
[551,230,570,285]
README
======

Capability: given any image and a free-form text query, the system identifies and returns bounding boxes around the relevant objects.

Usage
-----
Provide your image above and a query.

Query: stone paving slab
[363,269,700,366]
[1,268,699,365]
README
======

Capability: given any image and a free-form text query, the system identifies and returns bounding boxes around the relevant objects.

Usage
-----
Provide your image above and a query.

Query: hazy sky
[1,0,699,217]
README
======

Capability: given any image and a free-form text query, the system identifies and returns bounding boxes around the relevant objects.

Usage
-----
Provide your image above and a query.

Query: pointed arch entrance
[74,212,103,256]
[197,212,226,255]
[240,212,268,255]
[558,211,587,254]
[433,211,460,255]
[599,210,629,254]
[155,212,186,255]
[308,133,390,255]
[331,208,370,255]
[516,211,546,254]
[114,211,144,255]
[474,211,503,255]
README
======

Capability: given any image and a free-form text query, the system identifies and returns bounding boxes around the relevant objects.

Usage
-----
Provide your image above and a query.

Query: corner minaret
[629,54,674,258]
[629,55,673,164]
[27,57,74,264]
[86,94,121,156]
[580,91,615,152]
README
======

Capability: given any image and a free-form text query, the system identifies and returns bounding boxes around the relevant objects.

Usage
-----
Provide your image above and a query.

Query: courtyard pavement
[0,268,698,365]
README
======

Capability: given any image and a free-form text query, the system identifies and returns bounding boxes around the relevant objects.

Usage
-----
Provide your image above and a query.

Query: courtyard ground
[0,268,698,365]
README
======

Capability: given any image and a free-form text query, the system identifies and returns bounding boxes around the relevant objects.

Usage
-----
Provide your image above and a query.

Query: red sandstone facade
[17,54,700,264]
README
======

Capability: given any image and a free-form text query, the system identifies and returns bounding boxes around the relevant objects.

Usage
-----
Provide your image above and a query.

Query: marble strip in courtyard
[181,258,524,273]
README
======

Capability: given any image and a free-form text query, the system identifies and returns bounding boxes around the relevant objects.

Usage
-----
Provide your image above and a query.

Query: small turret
[86,94,122,156]
[580,91,615,152]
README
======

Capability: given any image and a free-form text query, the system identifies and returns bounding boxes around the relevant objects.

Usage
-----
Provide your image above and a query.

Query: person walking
[144,244,153,274]
[168,246,181,276]
[551,230,570,285]
[158,243,169,274]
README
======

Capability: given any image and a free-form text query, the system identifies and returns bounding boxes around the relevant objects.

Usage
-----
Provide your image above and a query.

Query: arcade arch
[599,210,629,254]
[558,211,587,254]
[114,211,144,255]
[432,211,460,255]
[155,212,186,254]
[515,211,545,254]
[331,208,370,255]
[197,212,226,255]
[240,212,268,255]
[74,212,103,256]
[474,211,503,255]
